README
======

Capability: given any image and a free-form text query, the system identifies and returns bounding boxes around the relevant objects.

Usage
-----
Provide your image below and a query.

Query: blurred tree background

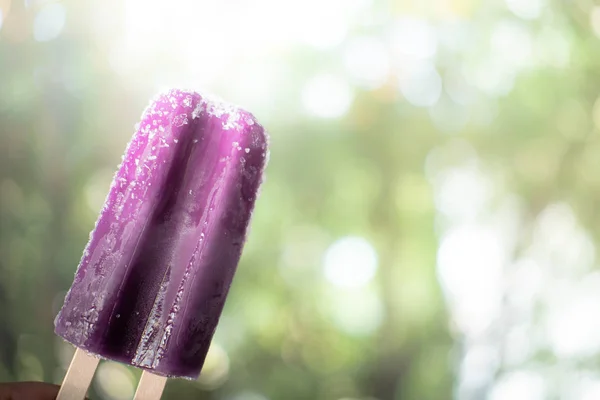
[1,0,599,399]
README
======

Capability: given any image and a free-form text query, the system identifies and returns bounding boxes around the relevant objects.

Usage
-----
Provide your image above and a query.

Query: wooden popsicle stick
[133,371,168,400]
[56,348,100,400]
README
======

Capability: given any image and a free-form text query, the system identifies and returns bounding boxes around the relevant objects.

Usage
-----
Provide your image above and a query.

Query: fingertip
[0,381,61,400]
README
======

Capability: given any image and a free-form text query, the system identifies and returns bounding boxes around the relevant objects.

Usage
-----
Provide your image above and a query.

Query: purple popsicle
[55,89,268,379]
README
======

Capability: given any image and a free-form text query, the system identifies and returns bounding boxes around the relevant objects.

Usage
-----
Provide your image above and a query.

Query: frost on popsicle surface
[54,89,269,379]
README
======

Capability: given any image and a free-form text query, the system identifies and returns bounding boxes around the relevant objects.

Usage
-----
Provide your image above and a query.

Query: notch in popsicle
[57,349,166,400]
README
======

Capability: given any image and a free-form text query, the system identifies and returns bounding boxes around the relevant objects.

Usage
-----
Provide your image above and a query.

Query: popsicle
[54,89,268,399]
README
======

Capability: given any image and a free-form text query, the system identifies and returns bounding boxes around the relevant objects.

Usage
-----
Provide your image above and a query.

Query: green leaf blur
[0,0,597,399]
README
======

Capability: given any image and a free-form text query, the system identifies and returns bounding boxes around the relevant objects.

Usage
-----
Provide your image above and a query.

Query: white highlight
[503,324,537,367]
[323,236,378,288]
[398,61,442,107]
[290,0,349,49]
[504,0,545,20]
[458,344,500,394]
[490,21,534,71]
[545,274,600,358]
[344,37,390,89]
[466,22,533,97]
[444,69,474,105]
[391,17,437,60]
[114,0,370,90]
[433,164,492,222]
[437,225,504,337]
[489,370,547,400]
[33,3,67,42]
[302,74,353,119]
[531,203,595,275]
[577,375,600,400]
[468,58,515,97]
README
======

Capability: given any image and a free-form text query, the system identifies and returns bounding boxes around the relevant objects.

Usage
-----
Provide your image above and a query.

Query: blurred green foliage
[3,0,600,399]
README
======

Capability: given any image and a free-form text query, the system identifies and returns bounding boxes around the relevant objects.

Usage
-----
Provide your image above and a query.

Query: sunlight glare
[33,3,67,42]
[531,203,595,275]
[433,164,492,221]
[437,225,505,337]
[391,17,437,60]
[490,21,534,71]
[398,61,442,107]
[323,236,377,288]
[302,74,353,119]
[545,274,600,358]
[578,375,600,400]
[504,0,545,20]
[291,0,348,49]
[459,344,499,393]
[344,36,390,89]
[488,370,547,400]
[503,324,537,367]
